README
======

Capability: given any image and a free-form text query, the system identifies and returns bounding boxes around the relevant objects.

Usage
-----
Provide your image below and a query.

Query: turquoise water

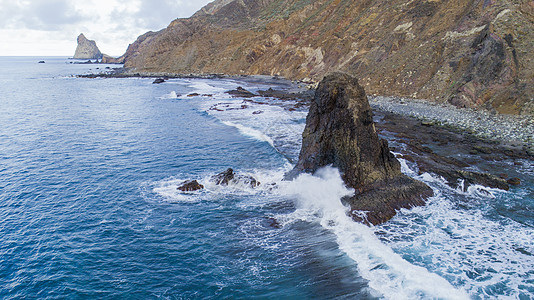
[0,57,532,299]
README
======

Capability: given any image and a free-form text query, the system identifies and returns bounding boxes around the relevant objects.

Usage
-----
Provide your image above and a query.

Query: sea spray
[279,167,470,299]
[378,169,534,298]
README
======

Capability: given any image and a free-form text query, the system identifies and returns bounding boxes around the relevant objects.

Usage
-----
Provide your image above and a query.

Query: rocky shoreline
[370,96,534,155]
[81,68,533,158]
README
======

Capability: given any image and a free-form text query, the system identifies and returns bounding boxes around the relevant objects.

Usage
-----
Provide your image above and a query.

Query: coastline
[80,68,533,158]
[370,96,534,156]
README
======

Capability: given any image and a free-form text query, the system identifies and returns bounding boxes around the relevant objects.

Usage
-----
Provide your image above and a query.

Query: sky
[0,0,214,56]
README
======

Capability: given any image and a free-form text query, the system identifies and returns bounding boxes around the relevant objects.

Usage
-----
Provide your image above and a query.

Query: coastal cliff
[73,34,103,60]
[118,0,534,115]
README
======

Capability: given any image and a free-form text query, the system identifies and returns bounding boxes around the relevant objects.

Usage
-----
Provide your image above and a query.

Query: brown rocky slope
[118,0,534,115]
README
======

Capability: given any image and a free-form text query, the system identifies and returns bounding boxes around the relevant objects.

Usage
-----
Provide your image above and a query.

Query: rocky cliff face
[292,72,433,225]
[120,0,534,115]
[73,34,103,60]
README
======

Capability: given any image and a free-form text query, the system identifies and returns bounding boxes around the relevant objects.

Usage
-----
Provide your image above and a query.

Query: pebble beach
[370,96,534,154]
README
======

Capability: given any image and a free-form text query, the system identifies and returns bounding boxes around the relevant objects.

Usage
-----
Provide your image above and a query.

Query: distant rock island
[73,33,103,60]
[109,0,533,115]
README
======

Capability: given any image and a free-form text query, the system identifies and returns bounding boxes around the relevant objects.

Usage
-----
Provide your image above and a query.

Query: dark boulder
[177,180,204,191]
[291,72,433,225]
[212,168,235,185]
[226,87,257,98]
[507,177,521,186]
[211,168,260,188]
[455,170,509,191]
[153,78,165,84]
[38,61,45,64]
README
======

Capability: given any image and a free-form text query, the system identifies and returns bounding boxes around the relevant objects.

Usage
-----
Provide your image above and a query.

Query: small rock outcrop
[211,168,260,188]
[73,33,103,60]
[292,72,433,225]
[177,180,204,191]
[226,87,257,98]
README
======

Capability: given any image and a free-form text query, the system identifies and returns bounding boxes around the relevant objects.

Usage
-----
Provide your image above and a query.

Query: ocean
[0,57,532,299]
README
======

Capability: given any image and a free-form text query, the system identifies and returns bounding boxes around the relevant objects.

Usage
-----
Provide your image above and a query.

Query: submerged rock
[291,72,433,225]
[211,168,260,188]
[177,180,204,191]
[507,177,521,186]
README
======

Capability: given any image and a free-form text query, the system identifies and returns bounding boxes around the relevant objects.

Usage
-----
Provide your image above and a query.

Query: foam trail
[159,91,179,99]
[187,80,228,96]
[222,121,275,147]
[279,167,469,300]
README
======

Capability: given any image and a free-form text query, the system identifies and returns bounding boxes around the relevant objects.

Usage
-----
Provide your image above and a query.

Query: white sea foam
[187,80,228,95]
[221,121,275,147]
[278,167,470,299]
[377,169,534,298]
[200,99,306,162]
[164,78,534,298]
[152,178,202,203]
[159,91,180,99]
[152,166,290,204]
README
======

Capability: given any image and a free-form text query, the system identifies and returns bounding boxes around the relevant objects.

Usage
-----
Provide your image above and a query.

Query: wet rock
[211,168,260,188]
[212,168,234,185]
[226,87,257,98]
[473,145,493,154]
[421,120,434,127]
[252,110,264,115]
[187,93,200,97]
[257,87,313,101]
[507,177,521,186]
[264,217,282,229]
[153,78,165,84]
[177,180,204,192]
[456,170,509,191]
[498,173,508,179]
[291,72,433,225]
[38,61,45,64]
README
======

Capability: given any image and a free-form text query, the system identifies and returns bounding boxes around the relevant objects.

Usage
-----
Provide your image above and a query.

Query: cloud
[0,0,90,30]
[0,0,216,56]
[109,0,213,29]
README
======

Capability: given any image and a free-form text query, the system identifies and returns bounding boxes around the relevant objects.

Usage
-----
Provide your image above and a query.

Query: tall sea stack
[73,33,103,60]
[293,72,433,225]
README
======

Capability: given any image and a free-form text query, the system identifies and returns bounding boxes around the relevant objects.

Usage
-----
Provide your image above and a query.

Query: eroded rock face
[73,34,102,60]
[119,0,534,115]
[293,72,433,225]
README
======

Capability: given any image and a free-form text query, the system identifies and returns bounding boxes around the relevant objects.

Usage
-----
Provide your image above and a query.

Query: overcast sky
[0,0,214,56]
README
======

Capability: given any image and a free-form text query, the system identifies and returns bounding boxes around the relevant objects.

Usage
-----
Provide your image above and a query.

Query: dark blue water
[0,57,371,299]
[0,57,532,299]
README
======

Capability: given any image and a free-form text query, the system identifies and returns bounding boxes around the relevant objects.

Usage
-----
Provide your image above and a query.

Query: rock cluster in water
[292,72,433,225]
[73,33,103,60]
[177,168,260,192]
[211,168,260,188]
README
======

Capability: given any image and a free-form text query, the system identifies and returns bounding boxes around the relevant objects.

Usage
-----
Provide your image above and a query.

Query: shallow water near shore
[0,57,532,299]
